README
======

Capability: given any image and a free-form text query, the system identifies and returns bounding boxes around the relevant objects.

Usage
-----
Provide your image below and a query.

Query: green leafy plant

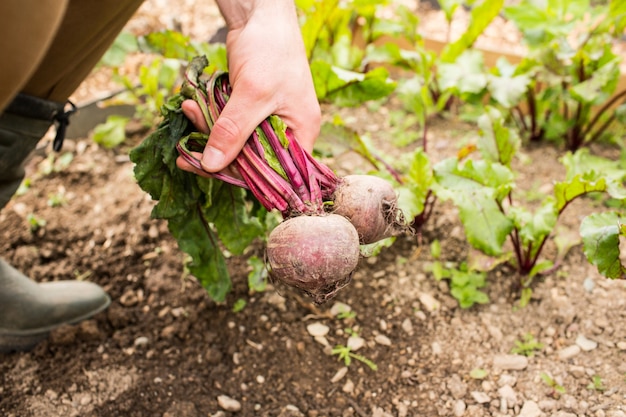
[485,0,626,151]
[433,107,626,290]
[541,372,566,397]
[92,115,130,149]
[47,191,68,208]
[232,298,247,313]
[26,214,46,233]
[375,0,505,146]
[430,260,490,309]
[338,310,357,321]
[427,240,490,308]
[511,333,544,357]
[296,0,396,106]
[331,344,378,371]
[247,255,270,293]
[587,375,606,392]
[470,368,489,379]
[580,211,626,279]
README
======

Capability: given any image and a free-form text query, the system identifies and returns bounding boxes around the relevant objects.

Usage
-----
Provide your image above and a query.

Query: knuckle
[212,114,242,145]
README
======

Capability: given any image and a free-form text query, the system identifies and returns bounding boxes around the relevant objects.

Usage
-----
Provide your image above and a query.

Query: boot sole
[0,295,111,353]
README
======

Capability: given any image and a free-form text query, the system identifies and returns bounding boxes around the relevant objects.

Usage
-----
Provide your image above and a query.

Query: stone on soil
[518,400,542,417]
[558,345,581,360]
[217,395,241,412]
[575,334,598,351]
[306,322,329,337]
[493,354,529,370]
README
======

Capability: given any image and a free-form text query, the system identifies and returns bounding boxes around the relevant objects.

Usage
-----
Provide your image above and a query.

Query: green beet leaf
[311,60,396,107]
[438,50,488,96]
[440,0,504,63]
[130,85,265,301]
[450,188,513,256]
[397,148,433,220]
[434,157,515,203]
[477,107,521,167]
[508,202,558,258]
[168,214,231,300]
[580,212,626,279]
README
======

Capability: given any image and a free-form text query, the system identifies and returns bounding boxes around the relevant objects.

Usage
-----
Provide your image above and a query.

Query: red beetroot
[266,214,360,304]
[332,174,405,244]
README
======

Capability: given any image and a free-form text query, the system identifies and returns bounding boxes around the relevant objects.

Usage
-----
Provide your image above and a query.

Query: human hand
[176,0,320,176]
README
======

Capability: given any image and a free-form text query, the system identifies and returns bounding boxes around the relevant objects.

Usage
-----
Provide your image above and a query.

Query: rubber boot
[0,260,110,352]
[0,95,110,352]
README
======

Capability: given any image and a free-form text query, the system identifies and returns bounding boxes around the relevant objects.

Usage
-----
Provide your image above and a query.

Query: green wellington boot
[0,94,111,353]
[0,260,111,352]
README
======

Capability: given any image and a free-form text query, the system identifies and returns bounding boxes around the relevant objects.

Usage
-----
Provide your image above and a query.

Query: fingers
[179,86,321,174]
[176,151,212,178]
[181,100,210,133]
[199,86,270,173]
[280,104,321,155]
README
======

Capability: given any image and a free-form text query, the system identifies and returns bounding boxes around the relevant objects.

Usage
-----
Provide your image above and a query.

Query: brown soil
[1,2,625,417]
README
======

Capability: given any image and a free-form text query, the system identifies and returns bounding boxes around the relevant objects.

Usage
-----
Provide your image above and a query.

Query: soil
[1,1,626,417]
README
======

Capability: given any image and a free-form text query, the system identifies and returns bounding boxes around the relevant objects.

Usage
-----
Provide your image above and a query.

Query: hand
[176,0,320,176]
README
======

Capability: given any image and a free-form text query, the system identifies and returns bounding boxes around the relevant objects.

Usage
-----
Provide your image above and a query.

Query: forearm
[216,0,297,30]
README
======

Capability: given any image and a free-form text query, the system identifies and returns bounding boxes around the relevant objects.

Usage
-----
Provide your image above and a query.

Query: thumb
[200,94,268,173]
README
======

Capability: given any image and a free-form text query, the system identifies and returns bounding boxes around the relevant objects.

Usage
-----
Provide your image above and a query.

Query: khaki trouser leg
[0,0,144,208]
[20,0,145,102]
[0,1,68,111]
[1,0,145,108]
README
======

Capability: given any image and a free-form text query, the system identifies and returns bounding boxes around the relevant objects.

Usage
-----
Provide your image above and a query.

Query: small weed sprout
[469,368,488,380]
[540,372,566,397]
[232,299,247,313]
[331,344,378,371]
[511,333,544,357]
[587,375,606,392]
[337,310,356,321]
[26,214,46,233]
[47,190,68,207]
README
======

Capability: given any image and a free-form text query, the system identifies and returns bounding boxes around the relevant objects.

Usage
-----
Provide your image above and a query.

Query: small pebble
[217,395,241,412]
[342,379,354,393]
[453,400,466,417]
[329,302,351,316]
[331,367,348,383]
[576,334,598,351]
[498,385,517,407]
[558,345,581,360]
[134,336,149,347]
[347,335,365,351]
[471,391,491,404]
[306,322,329,337]
[401,318,413,334]
[493,354,528,370]
[419,292,440,312]
[518,400,542,417]
[374,334,392,346]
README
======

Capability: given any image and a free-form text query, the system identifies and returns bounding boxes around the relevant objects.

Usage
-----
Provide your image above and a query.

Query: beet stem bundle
[176,59,337,218]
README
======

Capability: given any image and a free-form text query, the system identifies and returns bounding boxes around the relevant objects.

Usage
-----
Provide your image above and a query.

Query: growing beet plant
[486,0,626,151]
[433,107,626,300]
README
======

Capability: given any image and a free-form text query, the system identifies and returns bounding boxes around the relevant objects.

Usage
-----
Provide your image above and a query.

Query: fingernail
[201,146,226,172]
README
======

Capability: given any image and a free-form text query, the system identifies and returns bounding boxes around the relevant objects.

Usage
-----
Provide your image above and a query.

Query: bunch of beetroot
[177,57,407,304]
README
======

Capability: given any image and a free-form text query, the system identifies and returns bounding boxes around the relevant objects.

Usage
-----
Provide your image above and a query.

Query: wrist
[216,0,296,30]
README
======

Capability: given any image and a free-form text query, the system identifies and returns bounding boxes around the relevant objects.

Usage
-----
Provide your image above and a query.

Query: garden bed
[1,1,625,416]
